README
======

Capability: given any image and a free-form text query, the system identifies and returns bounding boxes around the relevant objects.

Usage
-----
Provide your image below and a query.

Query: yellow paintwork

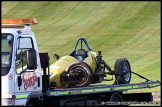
[50,51,97,87]
[50,56,77,87]
[84,51,97,71]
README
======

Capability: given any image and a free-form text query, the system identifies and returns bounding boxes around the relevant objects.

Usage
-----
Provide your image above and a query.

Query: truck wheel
[27,99,42,106]
[114,58,131,84]
[67,62,92,87]
[109,92,123,106]
[110,92,123,102]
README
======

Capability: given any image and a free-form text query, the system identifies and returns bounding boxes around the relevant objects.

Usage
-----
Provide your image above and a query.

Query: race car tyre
[114,58,131,84]
[67,62,93,87]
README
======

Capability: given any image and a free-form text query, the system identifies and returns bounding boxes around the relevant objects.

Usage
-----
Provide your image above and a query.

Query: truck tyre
[107,92,123,106]
[114,58,131,84]
[27,99,42,106]
[109,92,123,102]
[67,62,92,87]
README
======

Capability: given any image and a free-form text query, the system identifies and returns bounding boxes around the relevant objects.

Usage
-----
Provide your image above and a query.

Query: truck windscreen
[1,34,13,76]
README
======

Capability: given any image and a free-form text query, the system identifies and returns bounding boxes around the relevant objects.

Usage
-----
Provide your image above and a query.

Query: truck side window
[1,35,13,68]
[16,37,34,74]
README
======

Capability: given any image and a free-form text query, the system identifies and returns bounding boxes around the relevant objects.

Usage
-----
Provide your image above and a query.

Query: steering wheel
[76,49,86,55]
[75,49,88,60]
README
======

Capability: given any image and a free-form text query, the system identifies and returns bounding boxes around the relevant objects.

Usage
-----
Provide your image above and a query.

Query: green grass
[2,1,160,92]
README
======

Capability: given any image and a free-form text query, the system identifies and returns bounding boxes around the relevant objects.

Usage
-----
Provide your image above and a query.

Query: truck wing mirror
[27,49,37,70]
[54,54,59,60]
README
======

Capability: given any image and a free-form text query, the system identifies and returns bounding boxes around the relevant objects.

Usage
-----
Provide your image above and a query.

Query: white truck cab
[1,18,43,106]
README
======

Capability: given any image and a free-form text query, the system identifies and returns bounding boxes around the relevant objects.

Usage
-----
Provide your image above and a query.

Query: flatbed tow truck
[1,18,160,106]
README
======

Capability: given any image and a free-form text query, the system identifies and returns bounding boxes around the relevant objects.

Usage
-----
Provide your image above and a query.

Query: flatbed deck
[46,81,160,97]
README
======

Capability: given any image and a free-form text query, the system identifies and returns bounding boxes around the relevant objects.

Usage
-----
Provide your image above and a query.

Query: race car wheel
[114,58,131,84]
[67,62,92,87]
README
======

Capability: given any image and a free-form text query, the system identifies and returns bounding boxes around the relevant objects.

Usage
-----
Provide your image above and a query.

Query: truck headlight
[1,98,15,106]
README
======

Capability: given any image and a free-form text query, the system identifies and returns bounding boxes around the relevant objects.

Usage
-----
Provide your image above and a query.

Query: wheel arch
[25,93,43,106]
[109,92,123,102]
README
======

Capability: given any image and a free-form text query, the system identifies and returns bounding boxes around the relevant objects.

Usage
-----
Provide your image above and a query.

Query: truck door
[14,36,41,93]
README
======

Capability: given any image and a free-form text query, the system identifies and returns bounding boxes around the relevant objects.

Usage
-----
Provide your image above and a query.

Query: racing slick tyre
[114,58,131,84]
[67,62,93,88]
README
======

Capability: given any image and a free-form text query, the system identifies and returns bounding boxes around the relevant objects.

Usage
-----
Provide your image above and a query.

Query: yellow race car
[49,38,131,88]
